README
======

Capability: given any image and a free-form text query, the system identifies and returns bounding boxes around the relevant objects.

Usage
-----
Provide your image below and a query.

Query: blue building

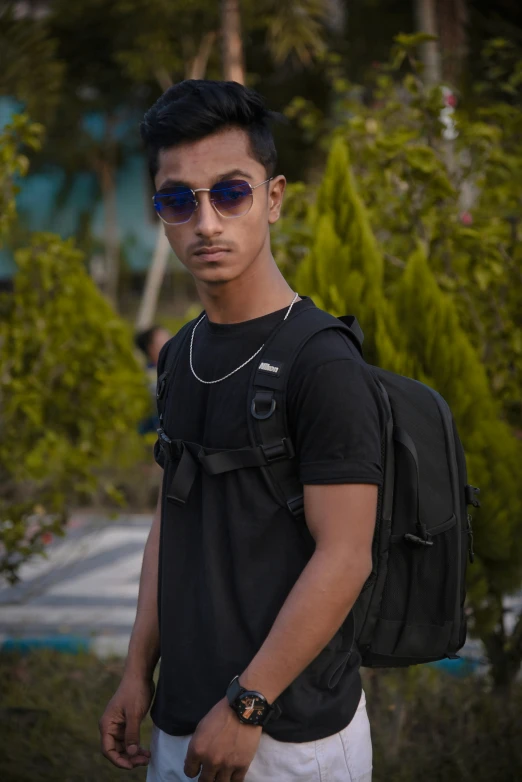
[0,98,181,281]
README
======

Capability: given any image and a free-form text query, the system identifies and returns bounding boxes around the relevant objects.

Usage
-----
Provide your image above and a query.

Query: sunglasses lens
[210,180,252,217]
[154,188,196,224]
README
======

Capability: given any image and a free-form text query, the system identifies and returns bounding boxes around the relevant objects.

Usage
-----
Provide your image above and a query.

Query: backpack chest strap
[157,428,295,507]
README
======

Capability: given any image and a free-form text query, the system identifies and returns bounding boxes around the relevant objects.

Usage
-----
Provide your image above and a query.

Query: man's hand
[99,675,155,770]
[184,697,262,782]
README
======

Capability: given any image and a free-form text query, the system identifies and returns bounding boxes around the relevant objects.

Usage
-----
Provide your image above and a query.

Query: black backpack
[156,300,480,668]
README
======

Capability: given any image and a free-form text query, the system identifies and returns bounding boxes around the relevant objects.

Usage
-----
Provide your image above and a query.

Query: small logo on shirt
[258,360,282,376]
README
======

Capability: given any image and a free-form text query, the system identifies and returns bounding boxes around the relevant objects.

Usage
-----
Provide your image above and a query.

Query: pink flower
[445,93,457,108]
[460,211,473,225]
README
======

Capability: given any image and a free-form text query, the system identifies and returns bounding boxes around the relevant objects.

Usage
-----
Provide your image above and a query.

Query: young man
[100,80,385,782]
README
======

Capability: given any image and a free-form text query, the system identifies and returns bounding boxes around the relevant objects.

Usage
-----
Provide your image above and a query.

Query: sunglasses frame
[152,177,273,225]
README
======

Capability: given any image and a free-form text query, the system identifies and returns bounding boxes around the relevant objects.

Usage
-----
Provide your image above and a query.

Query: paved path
[0,512,518,672]
[0,512,152,657]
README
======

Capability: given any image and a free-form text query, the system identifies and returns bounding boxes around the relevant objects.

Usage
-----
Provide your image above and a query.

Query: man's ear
[268,175,286,225]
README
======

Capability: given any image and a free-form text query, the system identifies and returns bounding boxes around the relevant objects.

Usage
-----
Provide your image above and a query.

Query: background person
[135,326,171,434]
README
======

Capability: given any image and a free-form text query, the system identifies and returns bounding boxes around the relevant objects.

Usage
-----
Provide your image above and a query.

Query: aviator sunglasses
[152,177,273,225]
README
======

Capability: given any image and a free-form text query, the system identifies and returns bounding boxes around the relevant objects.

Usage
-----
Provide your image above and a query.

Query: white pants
[146,689,372,782]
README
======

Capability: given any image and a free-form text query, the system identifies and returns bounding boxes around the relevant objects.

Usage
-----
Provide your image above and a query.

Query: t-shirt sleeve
[287,358,385,485]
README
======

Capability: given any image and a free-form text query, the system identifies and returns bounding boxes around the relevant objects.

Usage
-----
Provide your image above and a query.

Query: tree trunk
[135,229,172,331]
[98,154,120,308]
[415,0,442,85]
[135,32,217,332]
[188,31,216,80]
[154,67,173,92]
[482,609,522,694]
[415,0,468,88]
[221,0,245,85]
[436,0,468,86]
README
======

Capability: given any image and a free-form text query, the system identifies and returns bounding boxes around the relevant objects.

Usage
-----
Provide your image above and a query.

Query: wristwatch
[226,676,281,727]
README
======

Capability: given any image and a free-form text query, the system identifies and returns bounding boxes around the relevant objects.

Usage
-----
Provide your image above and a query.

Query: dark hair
[135,326,161,358]
[140,80,282,183]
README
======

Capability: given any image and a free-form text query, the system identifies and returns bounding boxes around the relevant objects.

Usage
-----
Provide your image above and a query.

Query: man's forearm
[123,487,162,681]
[240,548,371,704]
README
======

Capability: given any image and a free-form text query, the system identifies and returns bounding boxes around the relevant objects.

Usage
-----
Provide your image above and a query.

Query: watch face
[237,693,267,725]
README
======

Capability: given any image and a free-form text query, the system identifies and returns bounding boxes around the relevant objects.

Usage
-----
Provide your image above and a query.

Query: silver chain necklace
[190,291,300,385]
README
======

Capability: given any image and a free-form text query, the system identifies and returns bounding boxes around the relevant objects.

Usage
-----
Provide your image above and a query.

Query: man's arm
[239,482,376,701]
[99,485,162,770]
[184,482,377,782]
[124,485,162,680]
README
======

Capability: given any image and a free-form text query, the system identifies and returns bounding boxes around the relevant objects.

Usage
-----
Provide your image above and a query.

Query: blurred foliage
[111,0,331,86]
[281,34,522,430]
[0,117,149,584]
[0,650,152,782]
[362,665,522,781]
[0,232,150,583]
[112,0,221,85]
[270,181,315,279]
[0,115,43,243]
[253,0,329,68]
[0,3,65,126]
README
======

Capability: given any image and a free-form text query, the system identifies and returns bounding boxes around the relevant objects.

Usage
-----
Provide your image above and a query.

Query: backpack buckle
[261,438,295,463]
[157,428,182,460]
[287,495,304,517]
[465,485,481,508]
[157,427,171,445]
[156,371,168,400]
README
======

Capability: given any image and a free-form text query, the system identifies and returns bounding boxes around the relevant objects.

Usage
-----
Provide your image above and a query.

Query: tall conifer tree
[295,138,408,374]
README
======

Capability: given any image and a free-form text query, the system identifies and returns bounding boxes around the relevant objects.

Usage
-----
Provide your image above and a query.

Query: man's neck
[196,278,301,326]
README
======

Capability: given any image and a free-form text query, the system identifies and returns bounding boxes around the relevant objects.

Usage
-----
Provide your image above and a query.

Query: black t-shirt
[151,296,386,742]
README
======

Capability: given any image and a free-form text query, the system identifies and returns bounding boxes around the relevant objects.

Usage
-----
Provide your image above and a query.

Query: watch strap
[226,675,244,705]
[226,676,282,725]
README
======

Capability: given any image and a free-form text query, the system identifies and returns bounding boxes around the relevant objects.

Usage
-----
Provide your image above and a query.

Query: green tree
[0,3,65,126]
[286,33,522,432]
[294,138,411,376]
[293,135,522,689]
[0,117,149,584]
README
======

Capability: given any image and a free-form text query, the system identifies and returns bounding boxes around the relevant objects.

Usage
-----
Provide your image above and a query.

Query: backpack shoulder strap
[245,302,364,518]
[156,319,195,427]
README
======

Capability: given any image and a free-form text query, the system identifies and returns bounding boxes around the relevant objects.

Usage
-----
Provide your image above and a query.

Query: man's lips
[193,247,230,260]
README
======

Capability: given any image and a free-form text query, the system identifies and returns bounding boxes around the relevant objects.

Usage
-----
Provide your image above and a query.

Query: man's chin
[192,265,238,284]
[188,256,240,281]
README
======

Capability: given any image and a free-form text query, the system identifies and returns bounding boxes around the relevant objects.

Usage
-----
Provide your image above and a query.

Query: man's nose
[194,192,223,238]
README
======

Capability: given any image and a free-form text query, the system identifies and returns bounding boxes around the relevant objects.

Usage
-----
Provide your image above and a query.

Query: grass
[0,650,153,782]
[1,650,521,782]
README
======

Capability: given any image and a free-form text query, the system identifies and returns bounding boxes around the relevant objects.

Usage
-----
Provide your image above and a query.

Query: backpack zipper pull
[404,522,434,547]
